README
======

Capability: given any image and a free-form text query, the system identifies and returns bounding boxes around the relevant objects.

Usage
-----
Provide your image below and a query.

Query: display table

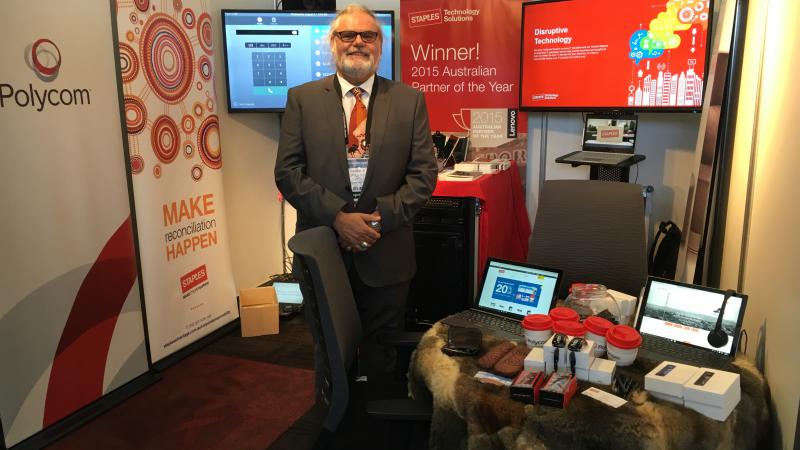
[433,162,531,276]
[408,322,771,449]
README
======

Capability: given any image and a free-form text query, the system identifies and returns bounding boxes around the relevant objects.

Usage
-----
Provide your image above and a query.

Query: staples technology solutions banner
[0,1,149,446]
[520,0,711,109]
[401,0,527,164]
[115,0,238,362]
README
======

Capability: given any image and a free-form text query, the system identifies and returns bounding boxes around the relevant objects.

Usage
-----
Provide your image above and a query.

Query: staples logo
[0,39,91,112]
[409,9,442,28]
[180,265,209,294]
[600,129,620,138]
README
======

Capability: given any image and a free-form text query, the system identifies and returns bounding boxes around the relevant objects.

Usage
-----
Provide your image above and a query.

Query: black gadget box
[441,325,483,356]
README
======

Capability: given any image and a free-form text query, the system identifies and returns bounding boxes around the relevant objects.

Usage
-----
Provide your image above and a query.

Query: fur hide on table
[408,323,771,450]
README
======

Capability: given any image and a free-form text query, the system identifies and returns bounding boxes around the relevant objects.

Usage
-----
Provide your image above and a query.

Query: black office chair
[528,179,648,299]
[288,226,431,449]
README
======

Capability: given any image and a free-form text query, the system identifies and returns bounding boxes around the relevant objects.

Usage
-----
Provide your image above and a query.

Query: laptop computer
[558,114,639,166]
[635,277,748,369]
[443,258,563,341]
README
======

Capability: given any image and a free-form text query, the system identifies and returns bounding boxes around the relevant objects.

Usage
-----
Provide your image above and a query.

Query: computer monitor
[582,114,638,153]
[221,9,395,113]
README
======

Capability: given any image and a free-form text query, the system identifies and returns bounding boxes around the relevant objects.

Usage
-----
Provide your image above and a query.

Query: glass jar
[563,283,620,320]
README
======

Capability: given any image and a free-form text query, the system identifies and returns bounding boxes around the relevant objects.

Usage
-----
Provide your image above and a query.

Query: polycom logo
[30,38,62,80]
[1,39,91,112]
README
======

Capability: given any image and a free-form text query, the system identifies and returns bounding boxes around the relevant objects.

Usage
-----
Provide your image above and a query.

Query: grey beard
[337,55,376,81]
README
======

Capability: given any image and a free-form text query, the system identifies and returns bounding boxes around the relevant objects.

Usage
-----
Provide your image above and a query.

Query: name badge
[347,157,368,196]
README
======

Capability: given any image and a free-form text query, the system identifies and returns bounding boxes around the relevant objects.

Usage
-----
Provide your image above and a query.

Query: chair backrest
[528,180,647,299]
[288,226,362,433]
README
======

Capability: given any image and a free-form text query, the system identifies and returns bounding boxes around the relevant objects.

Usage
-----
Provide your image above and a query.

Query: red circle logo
[31,38,61,77]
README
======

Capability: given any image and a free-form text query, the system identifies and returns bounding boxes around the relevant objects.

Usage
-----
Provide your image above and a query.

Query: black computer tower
[407,196,479,329]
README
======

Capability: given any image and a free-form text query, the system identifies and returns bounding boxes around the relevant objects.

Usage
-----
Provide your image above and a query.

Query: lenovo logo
[408,9,442,28]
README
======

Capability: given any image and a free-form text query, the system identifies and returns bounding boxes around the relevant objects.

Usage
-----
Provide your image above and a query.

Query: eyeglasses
[334,31,379,43]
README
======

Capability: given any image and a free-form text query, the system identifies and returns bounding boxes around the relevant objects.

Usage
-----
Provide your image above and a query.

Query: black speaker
[281,0,335,10]
[407,196,479,329]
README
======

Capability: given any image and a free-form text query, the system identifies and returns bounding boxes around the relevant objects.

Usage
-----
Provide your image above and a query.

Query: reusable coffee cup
[521,314,553,347]
[583,315,614,357]
[552,319,586,338]
[549,306,580,323]
[605,325,642,366]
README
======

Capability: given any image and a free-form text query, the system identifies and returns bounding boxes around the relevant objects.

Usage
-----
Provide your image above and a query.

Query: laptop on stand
[558,114,639,166]
[443,258,563,341]
[635,277,748,369]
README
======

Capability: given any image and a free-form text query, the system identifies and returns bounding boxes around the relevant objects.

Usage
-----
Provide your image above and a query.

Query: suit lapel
[362,77,390,194]
[322,76,350,182]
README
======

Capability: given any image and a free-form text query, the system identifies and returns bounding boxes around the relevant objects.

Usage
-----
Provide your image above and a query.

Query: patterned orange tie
[347,87,367,158]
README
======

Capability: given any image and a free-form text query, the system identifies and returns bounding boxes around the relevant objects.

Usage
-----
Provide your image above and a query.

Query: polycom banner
[401,0,527,164]
[519,0,712,110]
[115,0,238,362]
[0,1,149,446]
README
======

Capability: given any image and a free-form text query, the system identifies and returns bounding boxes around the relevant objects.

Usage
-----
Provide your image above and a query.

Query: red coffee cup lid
[583,316,614,336]
[549,307,579,322]
[553,320,586,337]
[522,314,552,331]
[606,325,642,349]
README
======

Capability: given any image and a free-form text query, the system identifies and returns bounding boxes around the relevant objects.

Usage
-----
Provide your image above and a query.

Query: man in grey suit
[274,4,437,382]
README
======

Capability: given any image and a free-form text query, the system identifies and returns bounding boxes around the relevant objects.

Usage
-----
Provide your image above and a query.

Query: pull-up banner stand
[114,0,239,363]
[0,1,152,447]
[400,0,528,165]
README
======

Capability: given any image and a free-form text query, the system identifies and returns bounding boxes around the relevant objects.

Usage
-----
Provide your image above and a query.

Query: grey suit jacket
[275,75,437,287]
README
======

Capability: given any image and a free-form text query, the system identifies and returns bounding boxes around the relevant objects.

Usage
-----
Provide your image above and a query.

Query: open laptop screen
[476,258,562,319]
[582,114,638,152]
[636,278,747,357]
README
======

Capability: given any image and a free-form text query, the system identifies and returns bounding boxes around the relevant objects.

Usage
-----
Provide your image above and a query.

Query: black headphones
[707,289,736,348]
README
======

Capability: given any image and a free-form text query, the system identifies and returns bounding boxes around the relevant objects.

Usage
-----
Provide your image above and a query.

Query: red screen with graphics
[519,0,713,111]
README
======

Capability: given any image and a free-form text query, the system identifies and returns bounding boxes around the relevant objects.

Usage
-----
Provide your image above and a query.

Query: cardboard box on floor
[239,286,279,337]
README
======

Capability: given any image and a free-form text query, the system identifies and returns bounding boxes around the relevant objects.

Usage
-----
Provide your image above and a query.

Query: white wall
[525,112,701,241]
[721,0,800,446]
[212,0,285,289]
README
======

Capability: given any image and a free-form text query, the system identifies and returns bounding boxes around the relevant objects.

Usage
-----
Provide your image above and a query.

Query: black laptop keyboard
[643,335,728,367]
[455,310,523,336]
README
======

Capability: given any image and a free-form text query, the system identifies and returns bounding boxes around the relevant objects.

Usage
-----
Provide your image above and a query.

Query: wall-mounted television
[519,0,713,112]
[221,10,395,113]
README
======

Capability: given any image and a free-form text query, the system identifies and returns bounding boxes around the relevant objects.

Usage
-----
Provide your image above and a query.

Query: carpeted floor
[48,342,315,449]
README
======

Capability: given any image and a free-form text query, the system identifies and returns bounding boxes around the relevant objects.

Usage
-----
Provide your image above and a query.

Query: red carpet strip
[49,353,315,450]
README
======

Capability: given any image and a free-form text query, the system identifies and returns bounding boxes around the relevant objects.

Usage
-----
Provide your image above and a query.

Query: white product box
[524,347,546,373]
[454,161,498,174]
[607,288,638,325]
[645,361,700,399]
[543,335,595,374]
[685,397,740,421]
[649,391,684,405]
[588,358,616,385]
[683,368,741,421]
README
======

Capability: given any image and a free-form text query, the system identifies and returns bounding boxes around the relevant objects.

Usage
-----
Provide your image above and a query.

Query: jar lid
[583,316,614,336]
[549,307,579,322]
[553,320,586,337]
[521,314,552,331]
[606,325,642,350]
